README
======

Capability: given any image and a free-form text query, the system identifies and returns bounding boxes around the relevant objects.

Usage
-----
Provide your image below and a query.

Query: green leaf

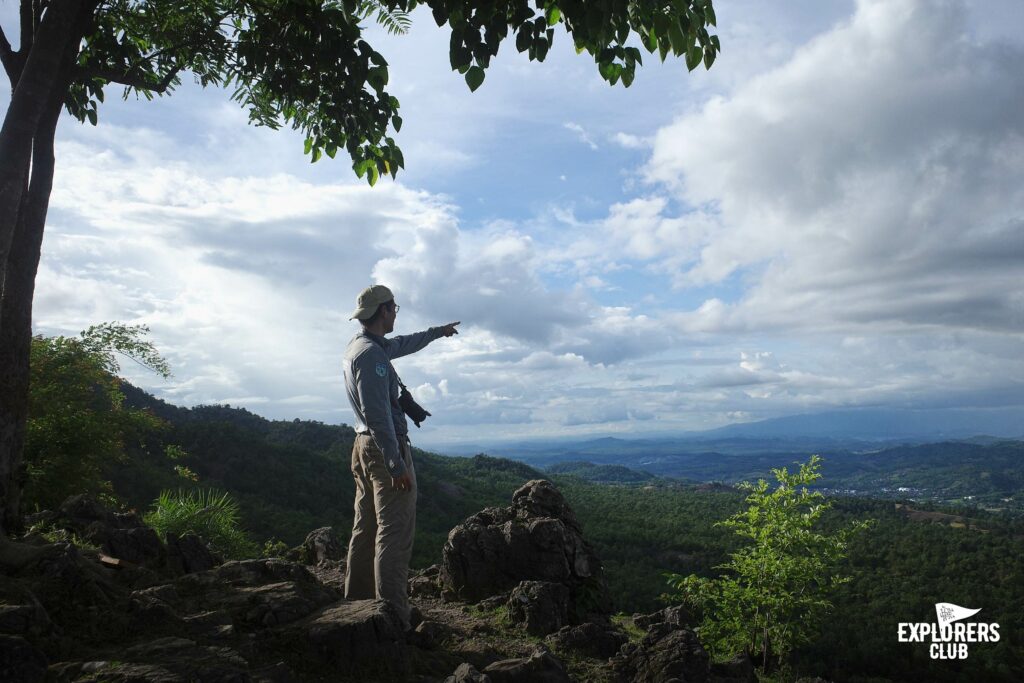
[392,114,403,132]
[536,39,549,61]
[311,147,322,163]
[303,137,313,155]
[686,44,702,71]
[367,65,389,90]
[703,47,716,69]
[705,5,717,26]
[546,7,561,26]
[86,109,97,126]
[668,22,686,56]
[516,30,531,53]
[465,65,485,91]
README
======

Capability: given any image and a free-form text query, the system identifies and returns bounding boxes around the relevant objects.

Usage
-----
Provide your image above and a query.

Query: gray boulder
[165,532,218,575]
[547,621,628,659]
[55,495,166,569]
[441,480,609,621]
[271,599,408,679]
[611,625,710,683]
[483,646,570,683]
[506,581,569,636]
[445,662,492,683]
[634,604,694,631]
[288,527,345,566]
[48,636,251,682]
[171,559,340,630]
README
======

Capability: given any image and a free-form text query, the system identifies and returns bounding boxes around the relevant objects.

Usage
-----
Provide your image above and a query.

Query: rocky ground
[0,481,762,683]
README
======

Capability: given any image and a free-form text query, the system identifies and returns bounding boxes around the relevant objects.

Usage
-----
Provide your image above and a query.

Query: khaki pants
[344,434,417,628]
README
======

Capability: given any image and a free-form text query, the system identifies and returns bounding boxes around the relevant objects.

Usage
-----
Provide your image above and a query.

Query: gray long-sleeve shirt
[343,327,443,477]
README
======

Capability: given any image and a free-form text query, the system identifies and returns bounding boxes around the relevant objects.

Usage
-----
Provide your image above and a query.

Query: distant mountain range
[431,406,1024,456]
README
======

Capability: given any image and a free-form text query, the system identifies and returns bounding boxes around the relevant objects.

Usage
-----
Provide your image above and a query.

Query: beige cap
[349,284,395,320]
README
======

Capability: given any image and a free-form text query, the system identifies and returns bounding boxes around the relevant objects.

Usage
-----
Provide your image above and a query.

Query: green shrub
[665,456,871,672]
[145,488,257,559]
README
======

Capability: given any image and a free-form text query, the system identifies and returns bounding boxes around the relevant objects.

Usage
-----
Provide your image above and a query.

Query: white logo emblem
[898,602,1000,660]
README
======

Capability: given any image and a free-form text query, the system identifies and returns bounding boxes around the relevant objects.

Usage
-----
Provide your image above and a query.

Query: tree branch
[0,26,17,84]
[86,63,183,93]
[20,0,34,56]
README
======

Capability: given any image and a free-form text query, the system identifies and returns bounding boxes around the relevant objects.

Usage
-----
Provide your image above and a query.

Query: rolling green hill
[106,386,1024,682]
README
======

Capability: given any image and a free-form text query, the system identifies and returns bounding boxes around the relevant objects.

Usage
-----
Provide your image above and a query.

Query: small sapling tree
[665,455,871,673]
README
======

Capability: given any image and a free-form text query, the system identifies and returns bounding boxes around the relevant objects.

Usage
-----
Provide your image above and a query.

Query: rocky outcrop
[2,497,409,682]
[611,623,710,683]
[633,604,694,631]
[440,480,609,623]
[53,495,167,569]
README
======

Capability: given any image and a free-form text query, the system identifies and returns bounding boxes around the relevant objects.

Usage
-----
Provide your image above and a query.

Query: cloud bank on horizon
[20,0,1024,442]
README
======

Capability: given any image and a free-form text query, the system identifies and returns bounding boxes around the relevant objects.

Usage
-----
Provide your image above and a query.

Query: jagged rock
[611,626,709,683]
[476,592,510,611]
[710,654,757,683]
[270,599,408,679]
[506,581,569,636]
[409,564,442,598]
[445,662,492,683]
[441,480,609,620]
[171,559,340,631]
[0,634,48,682]
[288,527,345,566]
[634,604,694,631]
[165,532,218,575]
[547,621,627,659]
[408,619,450,650]
[125,590,187,637]
[55,495,166,569]
[511,480,580,530]
[49,636,251,682]
[483,646,570,683]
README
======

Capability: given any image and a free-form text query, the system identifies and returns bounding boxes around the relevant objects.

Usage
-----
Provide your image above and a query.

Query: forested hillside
[484,436,1024,512]
[96,386,1024,682]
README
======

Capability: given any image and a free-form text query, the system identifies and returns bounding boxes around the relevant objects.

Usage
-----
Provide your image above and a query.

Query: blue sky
[4,0,1023,443]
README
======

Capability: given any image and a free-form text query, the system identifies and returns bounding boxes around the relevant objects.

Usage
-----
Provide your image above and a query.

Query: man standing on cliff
[343,284,459,629]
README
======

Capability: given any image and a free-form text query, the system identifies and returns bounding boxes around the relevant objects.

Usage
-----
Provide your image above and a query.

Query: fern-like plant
[145,489,257,559]
[358,0,412,35]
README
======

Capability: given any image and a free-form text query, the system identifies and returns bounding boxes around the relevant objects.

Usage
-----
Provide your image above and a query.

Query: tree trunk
[0,0,84,306]
[0,0,87,536]
[0,92,63,534]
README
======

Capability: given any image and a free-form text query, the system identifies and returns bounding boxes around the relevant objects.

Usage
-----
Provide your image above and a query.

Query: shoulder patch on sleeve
[375,362,387,378]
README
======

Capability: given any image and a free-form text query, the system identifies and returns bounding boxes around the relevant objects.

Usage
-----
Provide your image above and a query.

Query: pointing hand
[439,322,461,337]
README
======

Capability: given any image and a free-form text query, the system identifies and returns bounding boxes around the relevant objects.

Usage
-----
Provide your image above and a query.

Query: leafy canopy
[665,456,871,671]
[68,0,720,184]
